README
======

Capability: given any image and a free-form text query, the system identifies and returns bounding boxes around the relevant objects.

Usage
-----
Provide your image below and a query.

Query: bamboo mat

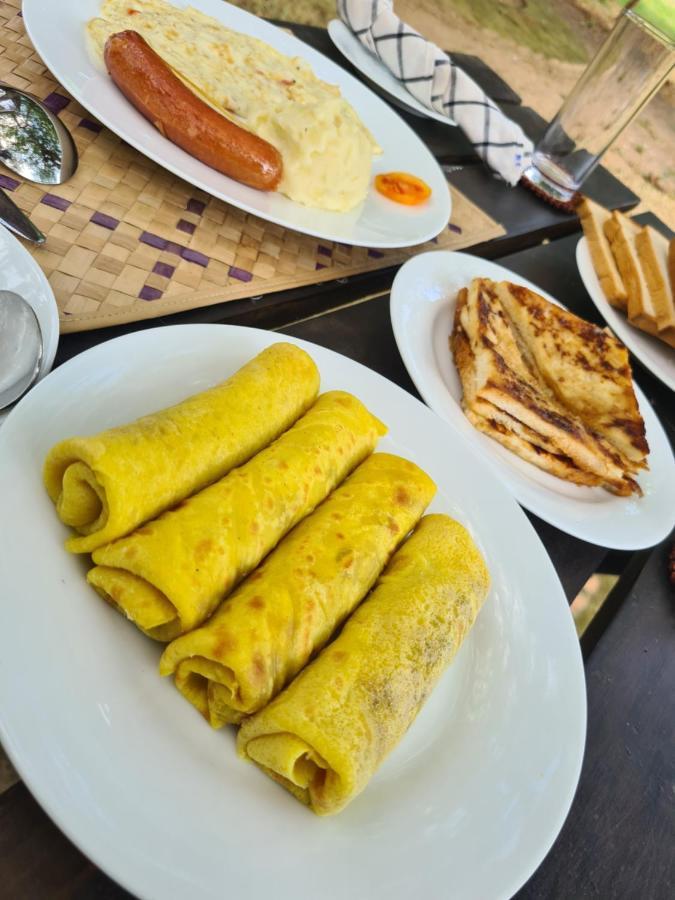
[0,0,505,332]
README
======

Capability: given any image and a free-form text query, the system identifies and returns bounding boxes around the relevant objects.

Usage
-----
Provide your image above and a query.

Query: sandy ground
[403,1,674,228]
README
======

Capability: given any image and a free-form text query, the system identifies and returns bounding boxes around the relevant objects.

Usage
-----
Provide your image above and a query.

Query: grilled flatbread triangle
[452,313,610,490]
[492,281,648,472]
[452,280,640,495]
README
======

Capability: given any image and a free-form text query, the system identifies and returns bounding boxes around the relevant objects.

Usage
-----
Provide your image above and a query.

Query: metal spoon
[0,290,43,409]
[0,83,78,184]
[0,83,79,243]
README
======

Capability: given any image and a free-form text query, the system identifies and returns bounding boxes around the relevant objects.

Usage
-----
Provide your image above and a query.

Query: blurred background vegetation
[237,0,673,62]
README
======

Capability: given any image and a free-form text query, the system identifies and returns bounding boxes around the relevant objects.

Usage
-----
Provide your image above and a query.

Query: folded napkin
[338,0,533,185]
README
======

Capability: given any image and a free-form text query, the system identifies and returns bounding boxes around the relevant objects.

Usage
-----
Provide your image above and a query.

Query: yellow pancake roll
[87,392,386,641]
[43,343,319,554]
[159,453,436,725]
[237,514,490,815]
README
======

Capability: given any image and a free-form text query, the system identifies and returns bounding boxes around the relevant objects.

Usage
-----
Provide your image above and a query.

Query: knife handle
[0,187,45,243]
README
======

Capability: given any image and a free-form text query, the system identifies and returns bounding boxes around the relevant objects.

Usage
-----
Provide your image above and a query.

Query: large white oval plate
[22,0,450,249]
[0,225,59,425]
[390,250,675,549]
[0,324,584,900]
[576,237,675,393]
[328,19,457,127]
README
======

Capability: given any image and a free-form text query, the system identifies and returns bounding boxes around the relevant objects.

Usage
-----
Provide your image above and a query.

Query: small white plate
[576,237,675,393]
[0,226,59,424]
[22,0,450,249]
[0,324,585,900]
[390,250,675,550]
[328,19,457,127]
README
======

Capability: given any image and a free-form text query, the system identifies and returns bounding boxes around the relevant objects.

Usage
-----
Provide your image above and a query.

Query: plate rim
[0,322,586,900]
[0,225,59,428]
[21,0,450,249]
[0,225,59,377]
[327,19,458,128]
[389,248,675,550]
[575,237,675,393]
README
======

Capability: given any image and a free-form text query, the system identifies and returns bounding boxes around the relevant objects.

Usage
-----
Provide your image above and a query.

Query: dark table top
[1,18,673,900]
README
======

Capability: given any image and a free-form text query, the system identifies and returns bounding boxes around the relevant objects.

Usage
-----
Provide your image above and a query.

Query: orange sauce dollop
[375,172,432,206]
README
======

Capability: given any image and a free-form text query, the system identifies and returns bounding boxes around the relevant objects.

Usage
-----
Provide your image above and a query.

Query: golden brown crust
[604,213,651,326]
[580,201,675,349]
[493,281,648,469]
[463,279,634,486]
[602,213,675,349]
[635,227,675,333]
[449,277,646,497]
[578,197,627,309]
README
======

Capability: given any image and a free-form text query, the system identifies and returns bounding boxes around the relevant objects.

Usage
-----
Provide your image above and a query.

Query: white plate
[22,0,450,249]
[390,250,675,550]
[0,226,59,425]
[0,324,584,900]
[576,237,675,393]
[328,19,457,127]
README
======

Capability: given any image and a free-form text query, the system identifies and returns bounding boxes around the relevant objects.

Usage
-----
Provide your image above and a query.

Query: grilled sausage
[104,30,282,191]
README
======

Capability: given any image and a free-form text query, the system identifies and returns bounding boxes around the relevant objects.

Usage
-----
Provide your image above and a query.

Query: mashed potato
[87,0,380,211]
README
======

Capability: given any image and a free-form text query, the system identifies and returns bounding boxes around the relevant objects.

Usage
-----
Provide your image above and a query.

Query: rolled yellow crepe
[43,343,319,553]
[159,453,436,725]
[87,392,386,641]
[237,514,490,815]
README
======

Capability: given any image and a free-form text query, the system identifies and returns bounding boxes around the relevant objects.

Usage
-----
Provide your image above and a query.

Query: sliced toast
[635,226,675,347]
[578,197,627,309]
[604,211,660,334]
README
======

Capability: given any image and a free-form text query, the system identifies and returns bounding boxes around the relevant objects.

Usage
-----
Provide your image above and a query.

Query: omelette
[87,391,386,641]
[87,0,380,211]
[43,343,319,553]
[238,514,491,815]
[159,453,436,726]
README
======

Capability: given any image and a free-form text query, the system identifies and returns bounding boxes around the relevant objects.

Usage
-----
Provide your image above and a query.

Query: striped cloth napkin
[338,0,533,185]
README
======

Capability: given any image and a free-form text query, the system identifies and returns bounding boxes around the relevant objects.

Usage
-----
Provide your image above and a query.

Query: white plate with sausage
[23,0,451,249]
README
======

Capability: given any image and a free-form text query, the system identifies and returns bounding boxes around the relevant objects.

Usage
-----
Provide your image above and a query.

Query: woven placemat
[0,0,505,333]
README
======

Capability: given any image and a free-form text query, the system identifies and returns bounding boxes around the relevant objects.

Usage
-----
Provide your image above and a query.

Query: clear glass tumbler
[523,3,674,204]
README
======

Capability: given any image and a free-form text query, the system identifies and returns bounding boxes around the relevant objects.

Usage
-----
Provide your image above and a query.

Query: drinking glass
[523,2,674,204]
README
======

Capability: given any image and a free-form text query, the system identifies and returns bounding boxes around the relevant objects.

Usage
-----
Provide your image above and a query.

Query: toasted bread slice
[452,307,636,495]
[604,211,659,333]
[636,226,675,343]
[457,279,637,493]
[665,238,675,346]
[578,197,627,309]
[452,316,623,491]
[466,408,612,489]
[492,281,648,471]
[465,409,638,494]
[452,310,586,459]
